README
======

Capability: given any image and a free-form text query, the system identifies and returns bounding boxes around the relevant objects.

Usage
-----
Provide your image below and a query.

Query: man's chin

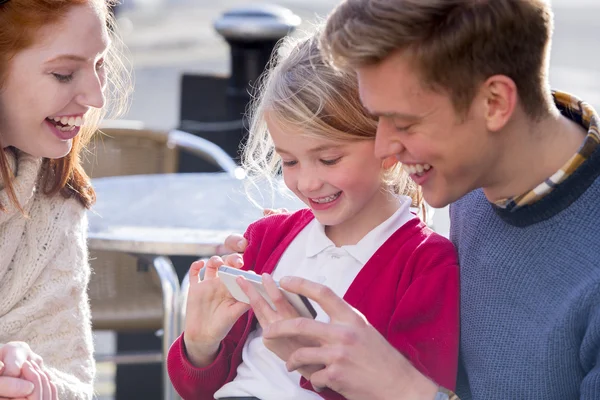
[421,189,456,209]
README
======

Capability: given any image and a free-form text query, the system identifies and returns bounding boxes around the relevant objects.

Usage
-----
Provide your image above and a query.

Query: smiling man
[244,0,600,399]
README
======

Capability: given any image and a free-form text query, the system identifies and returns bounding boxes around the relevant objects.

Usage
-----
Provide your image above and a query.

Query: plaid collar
[494,91,599,211]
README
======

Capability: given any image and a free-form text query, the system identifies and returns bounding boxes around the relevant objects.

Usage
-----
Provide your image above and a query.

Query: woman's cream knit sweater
[0,149,94,399]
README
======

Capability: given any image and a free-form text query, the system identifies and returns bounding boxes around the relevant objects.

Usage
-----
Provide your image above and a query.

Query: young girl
[0,0,128,398]
[168,31,459,400]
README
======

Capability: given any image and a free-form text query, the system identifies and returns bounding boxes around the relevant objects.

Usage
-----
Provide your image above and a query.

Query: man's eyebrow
[367,109,421,120]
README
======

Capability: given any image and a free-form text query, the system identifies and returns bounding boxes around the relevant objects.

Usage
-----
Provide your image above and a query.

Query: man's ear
[382,156,398,170]
[481,75,518,132]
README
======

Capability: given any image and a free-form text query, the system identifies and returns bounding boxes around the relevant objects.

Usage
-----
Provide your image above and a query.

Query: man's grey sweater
[450,144,600,399]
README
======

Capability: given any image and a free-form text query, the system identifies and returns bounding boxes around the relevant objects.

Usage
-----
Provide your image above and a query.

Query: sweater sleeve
[167,317,248,400]
[3,200,95,399]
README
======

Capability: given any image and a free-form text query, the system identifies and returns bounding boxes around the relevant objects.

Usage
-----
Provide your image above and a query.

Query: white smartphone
[200,265,317,319]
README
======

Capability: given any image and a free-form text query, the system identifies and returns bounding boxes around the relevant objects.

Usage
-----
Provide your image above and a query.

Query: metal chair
[85,120,239,400]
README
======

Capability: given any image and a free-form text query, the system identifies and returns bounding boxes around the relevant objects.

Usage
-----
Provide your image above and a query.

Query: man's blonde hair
[243,30,421,207]
[322,0,555,119]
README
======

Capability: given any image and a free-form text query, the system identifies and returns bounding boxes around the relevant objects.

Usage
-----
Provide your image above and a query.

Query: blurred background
[93,0,600,398]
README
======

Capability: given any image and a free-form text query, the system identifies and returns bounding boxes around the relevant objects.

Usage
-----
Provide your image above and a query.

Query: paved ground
[93,0,600,398]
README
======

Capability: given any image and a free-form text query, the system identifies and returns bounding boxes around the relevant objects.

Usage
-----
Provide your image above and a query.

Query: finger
[217,234,247,254]
[0,377,34,398]
[264,317,349,345]
[237,277,276,327]
[306,367,332,394]
[20,362,41,400]
[222,253,244,269]
[263,208,288,216]
[49,380,57,400]
[30,362,51,400]
[262,274,298,318]
[0,360,4,374]
[286,346,329,373]
[229,299,252,321]
[3,346,29,377]
[279,277,364,324]
[189,260,205,281]
[204,256,224,280]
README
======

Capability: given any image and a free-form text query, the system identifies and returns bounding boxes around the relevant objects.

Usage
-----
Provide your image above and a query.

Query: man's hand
[263,277,439,400]
[237,274,322,378]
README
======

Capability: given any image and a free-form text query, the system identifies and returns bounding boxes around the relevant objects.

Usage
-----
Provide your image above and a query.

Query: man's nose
[374,119,406,160]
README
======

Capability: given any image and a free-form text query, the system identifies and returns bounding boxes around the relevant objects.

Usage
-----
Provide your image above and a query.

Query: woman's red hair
[0,0,125,211]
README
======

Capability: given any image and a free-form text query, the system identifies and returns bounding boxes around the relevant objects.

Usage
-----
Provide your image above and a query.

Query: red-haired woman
[0,0,129,398]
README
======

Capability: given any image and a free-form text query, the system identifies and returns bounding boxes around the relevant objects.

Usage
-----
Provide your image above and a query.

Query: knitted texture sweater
[450,142,600,399]
[0,150,94,399]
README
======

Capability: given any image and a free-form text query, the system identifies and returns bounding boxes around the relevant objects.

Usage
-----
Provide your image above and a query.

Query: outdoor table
[87,172,302,400]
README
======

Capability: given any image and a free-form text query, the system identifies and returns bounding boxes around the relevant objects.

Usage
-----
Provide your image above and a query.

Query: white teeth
[312,192,341,204]
[49,115,84,127]
[402,163,432,176]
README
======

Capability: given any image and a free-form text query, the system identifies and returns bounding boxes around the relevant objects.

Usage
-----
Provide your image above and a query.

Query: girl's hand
[0,342,57,400]
[183,257,250,368]
[237,274,322,379]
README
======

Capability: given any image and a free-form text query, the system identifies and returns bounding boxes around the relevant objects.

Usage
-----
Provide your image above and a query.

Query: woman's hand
[237,274,322,379]
[183,257,250,368]
[0,342,57,400]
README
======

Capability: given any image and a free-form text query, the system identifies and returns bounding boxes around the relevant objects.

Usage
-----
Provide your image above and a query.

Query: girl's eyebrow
[275,144,343,156]
[308,144,343,153]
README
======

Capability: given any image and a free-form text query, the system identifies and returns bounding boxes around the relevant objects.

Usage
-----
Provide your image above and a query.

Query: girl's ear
[382,156,398,170]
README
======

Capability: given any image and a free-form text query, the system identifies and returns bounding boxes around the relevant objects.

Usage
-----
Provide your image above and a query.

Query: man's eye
[53,73,73,83]
[395,124,413,132]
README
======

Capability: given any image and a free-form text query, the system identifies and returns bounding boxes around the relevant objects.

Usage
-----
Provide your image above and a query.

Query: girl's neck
[324,188,401,247]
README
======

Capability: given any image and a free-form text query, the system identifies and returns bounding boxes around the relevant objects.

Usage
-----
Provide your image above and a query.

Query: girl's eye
[320,157,341,166]
[282,160,297,167]
[52,73,73,83]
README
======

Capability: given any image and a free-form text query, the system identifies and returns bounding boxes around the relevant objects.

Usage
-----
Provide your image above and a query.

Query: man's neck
[482,107,587,203]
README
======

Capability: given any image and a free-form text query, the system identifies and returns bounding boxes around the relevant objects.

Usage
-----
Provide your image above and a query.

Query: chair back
[84,124,178,178]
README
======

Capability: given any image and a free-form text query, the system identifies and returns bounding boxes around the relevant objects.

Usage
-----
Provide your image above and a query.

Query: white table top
[87,173,303,256]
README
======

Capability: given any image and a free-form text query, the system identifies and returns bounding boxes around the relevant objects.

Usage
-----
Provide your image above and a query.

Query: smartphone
[200,265,317,319]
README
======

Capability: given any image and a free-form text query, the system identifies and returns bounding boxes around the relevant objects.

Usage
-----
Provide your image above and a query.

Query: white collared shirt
[214,196,416,400]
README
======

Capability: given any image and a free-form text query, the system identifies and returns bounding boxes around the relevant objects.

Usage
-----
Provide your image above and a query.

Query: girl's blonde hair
[243,30,422,208]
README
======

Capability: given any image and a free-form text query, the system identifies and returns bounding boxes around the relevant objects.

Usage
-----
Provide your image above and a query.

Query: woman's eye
[282,160,297,167]
[320,157,341,166]
[52,73,74,83]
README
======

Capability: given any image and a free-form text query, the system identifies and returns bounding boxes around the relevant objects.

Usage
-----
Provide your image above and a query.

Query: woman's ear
[382,156,398,170]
